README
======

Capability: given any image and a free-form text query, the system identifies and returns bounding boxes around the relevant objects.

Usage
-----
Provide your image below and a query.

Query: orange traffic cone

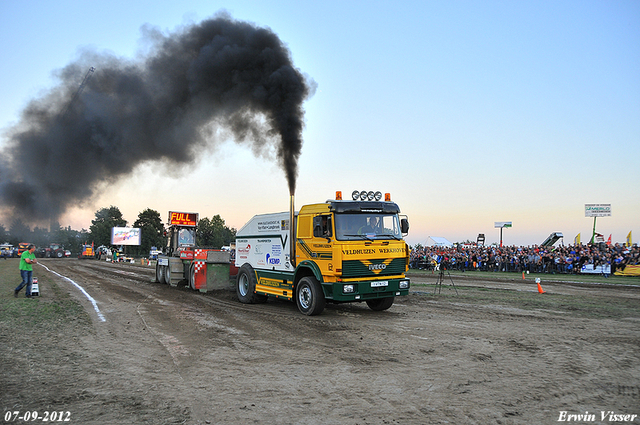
[535,278,546,294]
[522,271,525,280]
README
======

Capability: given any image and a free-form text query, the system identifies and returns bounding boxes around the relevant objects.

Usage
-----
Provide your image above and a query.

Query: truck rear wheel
[296,276,325,316]
[236,264,267,304]
[366,297,394,311]
[156,263,166,284]
[165,266,172,285]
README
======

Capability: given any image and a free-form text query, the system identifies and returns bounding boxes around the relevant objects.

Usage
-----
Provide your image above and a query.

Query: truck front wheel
[237,264,267,304]
[366,297,394,311]
[296,276,325,316]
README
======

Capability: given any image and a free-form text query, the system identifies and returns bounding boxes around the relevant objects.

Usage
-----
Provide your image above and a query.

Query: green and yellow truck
[235,190,411,315]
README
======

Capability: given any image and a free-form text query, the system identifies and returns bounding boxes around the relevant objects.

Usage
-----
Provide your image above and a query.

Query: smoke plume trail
[0,12,314,224]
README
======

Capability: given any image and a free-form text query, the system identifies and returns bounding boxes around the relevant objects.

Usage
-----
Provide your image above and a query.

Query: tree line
[0,206,236,257]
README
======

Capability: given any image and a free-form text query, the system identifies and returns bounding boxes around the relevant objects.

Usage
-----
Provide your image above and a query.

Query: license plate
[371,281,388,288]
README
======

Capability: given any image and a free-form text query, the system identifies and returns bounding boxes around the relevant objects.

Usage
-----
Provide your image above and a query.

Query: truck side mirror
[401,218,409,234]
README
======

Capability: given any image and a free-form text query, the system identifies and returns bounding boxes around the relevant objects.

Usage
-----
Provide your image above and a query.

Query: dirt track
[2,258,639,424]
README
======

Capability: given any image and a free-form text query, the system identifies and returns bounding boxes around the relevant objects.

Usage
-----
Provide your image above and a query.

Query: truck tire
[366,297,394,311]
[156,263,166,284]
[46,251,51,258]
[56,250,64,258]
[296,276,325,316]
[189,263,196,290]
[236,264,267,304]
[165,266,172,285]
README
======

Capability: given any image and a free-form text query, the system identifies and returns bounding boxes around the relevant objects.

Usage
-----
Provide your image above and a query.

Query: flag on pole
[574,233,581,245]
[606,234,612,246]
[627,231,633,247]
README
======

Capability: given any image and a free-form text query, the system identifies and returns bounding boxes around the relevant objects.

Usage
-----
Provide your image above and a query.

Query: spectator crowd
[409,243,640,275]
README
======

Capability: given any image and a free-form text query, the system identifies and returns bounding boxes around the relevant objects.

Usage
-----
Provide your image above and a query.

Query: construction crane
[63,66,95,117]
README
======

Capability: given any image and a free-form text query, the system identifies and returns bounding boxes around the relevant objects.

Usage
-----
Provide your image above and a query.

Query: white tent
[426,236,453,248]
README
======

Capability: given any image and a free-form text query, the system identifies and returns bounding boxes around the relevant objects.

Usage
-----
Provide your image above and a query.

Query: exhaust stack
[290,195,296,267]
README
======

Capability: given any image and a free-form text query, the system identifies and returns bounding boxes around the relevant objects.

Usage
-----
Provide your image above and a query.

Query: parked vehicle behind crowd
[0,244,16,258]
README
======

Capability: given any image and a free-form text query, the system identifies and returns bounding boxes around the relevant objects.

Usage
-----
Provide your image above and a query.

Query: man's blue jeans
[15,270,32,296]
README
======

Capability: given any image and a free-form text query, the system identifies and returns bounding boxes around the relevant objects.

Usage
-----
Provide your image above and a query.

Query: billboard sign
[585,204,611,217]
[111,227,142,245]
[169,211,198,227]
[494,221,512,228]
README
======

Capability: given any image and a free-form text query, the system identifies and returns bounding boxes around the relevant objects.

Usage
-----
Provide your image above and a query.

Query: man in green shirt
[14,244,37,298]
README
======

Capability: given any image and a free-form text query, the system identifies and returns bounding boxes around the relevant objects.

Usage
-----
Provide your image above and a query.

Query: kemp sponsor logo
[266,253,281,265]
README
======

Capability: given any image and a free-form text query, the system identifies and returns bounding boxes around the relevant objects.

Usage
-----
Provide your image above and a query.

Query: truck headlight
[399,280,409,289]
[343,284,355,293]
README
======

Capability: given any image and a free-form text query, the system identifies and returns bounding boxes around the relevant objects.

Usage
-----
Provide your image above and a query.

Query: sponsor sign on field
[585,204,611,217]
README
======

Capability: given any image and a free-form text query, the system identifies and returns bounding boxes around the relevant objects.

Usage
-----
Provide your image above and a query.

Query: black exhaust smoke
[0,12,314,223]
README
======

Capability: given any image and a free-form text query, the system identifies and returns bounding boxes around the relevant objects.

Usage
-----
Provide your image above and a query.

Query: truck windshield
[334,213,402,241]
[178,228,196,246]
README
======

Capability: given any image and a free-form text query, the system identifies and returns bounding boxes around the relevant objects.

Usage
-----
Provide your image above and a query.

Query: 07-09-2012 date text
[3,411,70,422]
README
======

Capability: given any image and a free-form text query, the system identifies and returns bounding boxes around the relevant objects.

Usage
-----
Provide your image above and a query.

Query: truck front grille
[341,258,406,278]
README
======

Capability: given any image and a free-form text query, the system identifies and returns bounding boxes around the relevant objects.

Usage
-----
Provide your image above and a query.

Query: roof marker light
[350,190,387,201]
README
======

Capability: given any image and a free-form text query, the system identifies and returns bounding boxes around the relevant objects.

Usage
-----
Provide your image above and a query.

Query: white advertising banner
[111,227,142,245]
[585,204,611,217]
[494,221,512,228]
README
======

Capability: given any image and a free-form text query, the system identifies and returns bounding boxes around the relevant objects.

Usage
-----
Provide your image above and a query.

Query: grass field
[413,284,640,319]
[0,259,90,332]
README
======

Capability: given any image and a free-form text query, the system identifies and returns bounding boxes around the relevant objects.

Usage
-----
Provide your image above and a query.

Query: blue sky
[1,0,638,246]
